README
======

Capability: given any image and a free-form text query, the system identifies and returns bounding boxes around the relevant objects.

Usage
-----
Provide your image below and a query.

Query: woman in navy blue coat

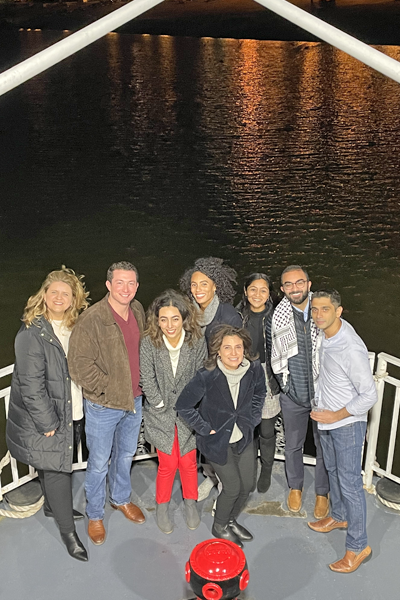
[176,324,266,547]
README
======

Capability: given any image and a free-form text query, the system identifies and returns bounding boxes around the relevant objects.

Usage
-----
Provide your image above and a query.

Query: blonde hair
[23,266,90,329]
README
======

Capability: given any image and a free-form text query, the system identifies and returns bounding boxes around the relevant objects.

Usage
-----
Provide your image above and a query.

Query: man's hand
[311,407,351,424]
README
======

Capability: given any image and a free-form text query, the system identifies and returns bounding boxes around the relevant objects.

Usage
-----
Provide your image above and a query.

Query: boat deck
[0,459,399,600]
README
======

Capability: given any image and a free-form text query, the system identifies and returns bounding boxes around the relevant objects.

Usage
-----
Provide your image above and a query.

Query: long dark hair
[144,289,202,348]
[236,272,274,318]
[204,325,258,371]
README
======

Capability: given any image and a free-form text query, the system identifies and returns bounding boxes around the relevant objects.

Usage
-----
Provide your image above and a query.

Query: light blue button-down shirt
[316,319,377,430]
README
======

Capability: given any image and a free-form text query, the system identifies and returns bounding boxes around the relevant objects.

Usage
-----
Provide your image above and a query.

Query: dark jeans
[210,441,256,526]
[319,422,368,552]
[37,470,74,534]
[280,393,329,495]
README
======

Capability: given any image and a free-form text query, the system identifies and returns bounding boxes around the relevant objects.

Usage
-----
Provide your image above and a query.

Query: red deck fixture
[186,538,249,600]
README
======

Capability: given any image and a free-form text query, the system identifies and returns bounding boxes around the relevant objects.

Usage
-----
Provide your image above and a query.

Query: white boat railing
[0,364,156,502]
[3,350,396,501]
[364,352,400,492]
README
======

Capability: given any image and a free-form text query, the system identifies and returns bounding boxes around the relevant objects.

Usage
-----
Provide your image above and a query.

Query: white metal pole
[0,0,164,97]
[363,354,386,491]
[255,0,400,84]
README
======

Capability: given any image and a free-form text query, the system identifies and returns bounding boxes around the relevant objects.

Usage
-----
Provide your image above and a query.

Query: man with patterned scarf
[267,265,329,518]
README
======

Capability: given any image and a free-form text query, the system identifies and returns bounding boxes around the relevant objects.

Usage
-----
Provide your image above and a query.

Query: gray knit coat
[140,335,207,455]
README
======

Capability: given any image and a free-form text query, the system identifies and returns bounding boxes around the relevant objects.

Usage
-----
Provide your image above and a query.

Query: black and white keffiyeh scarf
[270,294,322,385]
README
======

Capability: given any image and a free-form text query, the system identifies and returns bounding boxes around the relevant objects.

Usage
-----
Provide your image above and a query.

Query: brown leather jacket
[68,294,145,412]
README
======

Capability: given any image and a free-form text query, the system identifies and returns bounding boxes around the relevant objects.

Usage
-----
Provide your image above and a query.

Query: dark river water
[0,31,399,471]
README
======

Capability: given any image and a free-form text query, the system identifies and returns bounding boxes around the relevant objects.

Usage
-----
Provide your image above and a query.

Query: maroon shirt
[110,305,141,399]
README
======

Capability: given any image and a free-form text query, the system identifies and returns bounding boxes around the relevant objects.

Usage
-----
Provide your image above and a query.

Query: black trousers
[36,418,83,534]
[210,441,256,526]
[37,470,74,534]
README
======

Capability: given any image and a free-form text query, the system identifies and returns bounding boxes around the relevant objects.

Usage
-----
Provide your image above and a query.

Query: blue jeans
[319,421,367,552]
[84,396,143,520]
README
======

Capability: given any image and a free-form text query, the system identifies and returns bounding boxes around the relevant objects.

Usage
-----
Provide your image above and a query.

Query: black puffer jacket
[6,317,74,472]
[204,303,242,346]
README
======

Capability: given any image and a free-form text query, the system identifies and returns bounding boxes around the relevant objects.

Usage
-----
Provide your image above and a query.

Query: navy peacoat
[175,360,266,465]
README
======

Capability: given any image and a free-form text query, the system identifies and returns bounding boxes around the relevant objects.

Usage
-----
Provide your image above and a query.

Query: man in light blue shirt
[308,289,377,574]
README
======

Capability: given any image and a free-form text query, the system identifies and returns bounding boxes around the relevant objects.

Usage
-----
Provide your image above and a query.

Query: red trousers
[156,428,198,504]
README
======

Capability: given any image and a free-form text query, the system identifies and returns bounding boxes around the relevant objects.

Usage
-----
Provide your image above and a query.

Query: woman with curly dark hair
[180,257,242,499]
[140,290,207,534]
[236,273,281,493]
[179,257,242,346]
[176,325,266,547]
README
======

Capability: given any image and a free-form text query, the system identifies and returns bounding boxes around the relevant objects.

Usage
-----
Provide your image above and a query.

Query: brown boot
[314,495,330,519]
[88,519,106,545]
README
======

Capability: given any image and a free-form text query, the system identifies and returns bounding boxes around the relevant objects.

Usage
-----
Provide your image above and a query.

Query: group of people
[6,258,377,574]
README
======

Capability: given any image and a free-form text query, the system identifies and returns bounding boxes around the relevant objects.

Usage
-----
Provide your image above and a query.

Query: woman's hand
[209,430,216,435]
[44,430,56,437]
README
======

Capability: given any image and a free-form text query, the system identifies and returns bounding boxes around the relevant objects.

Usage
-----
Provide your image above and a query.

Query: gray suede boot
[156,502,173,534]
[184,499,200,530]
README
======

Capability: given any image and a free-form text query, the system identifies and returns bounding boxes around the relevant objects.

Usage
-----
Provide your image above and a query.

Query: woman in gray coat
[6,267,89,561]
[140,290,207,534]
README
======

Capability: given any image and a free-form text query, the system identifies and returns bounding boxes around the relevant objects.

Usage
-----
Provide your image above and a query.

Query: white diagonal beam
[255,0,400,84]
[0,0,164,96]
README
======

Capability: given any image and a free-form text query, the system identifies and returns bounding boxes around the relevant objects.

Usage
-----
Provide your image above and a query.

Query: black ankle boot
[211,522,243,548]
[60,531,88,561]
[228,519,253,541]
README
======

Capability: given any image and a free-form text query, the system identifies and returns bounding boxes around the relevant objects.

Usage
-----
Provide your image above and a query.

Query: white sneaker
[197,477,215,502]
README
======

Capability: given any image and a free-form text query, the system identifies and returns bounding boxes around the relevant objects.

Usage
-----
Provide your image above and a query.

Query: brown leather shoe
[308,516,348,533]
[110,502,146,524]
[287,489,302,513]
[329,546,372,573]
[88,519,106,545]
[314,495,330,519]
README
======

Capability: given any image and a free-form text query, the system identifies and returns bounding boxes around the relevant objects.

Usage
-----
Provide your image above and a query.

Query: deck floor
[0,460,399,600]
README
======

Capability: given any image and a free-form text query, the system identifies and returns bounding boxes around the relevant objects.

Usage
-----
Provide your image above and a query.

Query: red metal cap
[189,539,246,582]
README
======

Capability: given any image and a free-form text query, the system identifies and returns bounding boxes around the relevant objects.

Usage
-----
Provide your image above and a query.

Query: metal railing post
[363,354,387,490]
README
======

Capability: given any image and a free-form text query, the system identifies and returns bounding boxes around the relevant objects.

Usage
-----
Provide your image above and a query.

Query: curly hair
[205,324,258,370]
[179,257,237,304]
[23,266,90,329]
[144,289,202,348]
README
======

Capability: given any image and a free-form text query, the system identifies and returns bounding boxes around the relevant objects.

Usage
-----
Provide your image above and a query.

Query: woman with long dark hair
[6,267,89,561]
[140,290,207,534]
[236,273,281,493]
[176,325,266,547]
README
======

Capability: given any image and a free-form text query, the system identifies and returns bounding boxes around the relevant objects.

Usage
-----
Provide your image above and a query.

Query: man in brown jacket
[69,261,146,546]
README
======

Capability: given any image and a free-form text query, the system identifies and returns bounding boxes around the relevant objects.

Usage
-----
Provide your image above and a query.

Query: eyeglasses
[282,279,308,290]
